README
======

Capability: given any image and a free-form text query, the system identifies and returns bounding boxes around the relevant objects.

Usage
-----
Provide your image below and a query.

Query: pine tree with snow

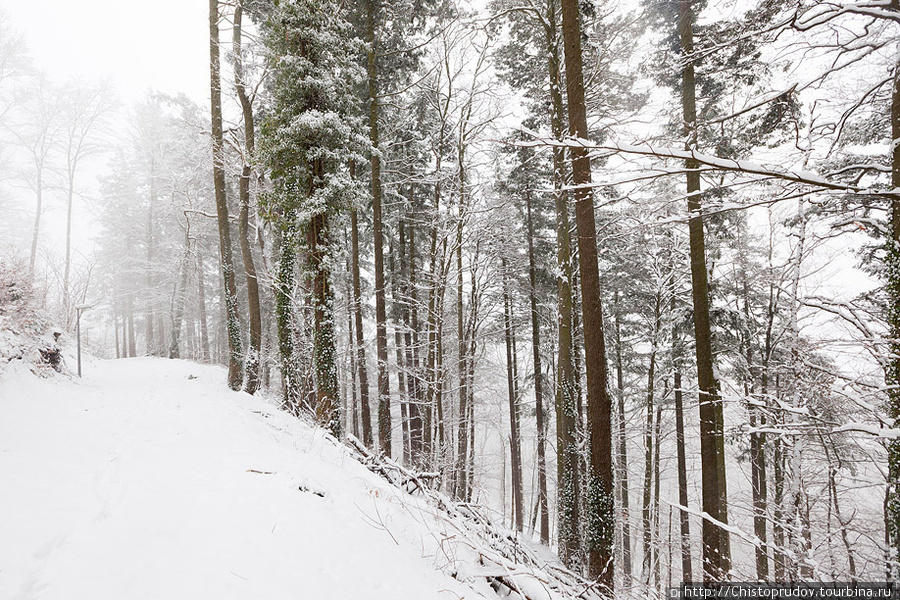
[258,0,365,436]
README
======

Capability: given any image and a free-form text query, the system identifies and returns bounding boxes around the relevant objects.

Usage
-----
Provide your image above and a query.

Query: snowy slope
[0,357,553,600]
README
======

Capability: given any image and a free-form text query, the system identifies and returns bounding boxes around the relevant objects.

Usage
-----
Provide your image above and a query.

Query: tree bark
[885,48,900,579]
[525,187,549,545]
[672,283,693,584]
[548,0,580,566]
[559,0,614,584]
[366,0,391,457]
[614,293,633,584]
[309,206,340,436]
[351,208,374,447]
[233,2,262,395]
[678,0,730,580]
[503,259,524,533]
[209,0,243,390]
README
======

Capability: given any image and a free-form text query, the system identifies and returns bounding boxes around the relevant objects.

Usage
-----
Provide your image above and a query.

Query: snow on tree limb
[517,130,897,198]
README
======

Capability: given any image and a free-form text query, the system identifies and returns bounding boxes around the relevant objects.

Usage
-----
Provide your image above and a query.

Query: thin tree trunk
[525,187,549,545]
[455,199,468,500]
[392,230,411,464]
[405,210,423,463]
[29,174,43,275]
[209,0,243,390]
[678,0,730,580]
[366,0,391,457]
[614,293,633,584]
[351,208,374,447]
[197,249,211,362]
[642,293,661,585]
[169,225,190,359]
[233,2,262,395]
[503,259,524,533]
[559,0,614,583]
[672,285,693,583]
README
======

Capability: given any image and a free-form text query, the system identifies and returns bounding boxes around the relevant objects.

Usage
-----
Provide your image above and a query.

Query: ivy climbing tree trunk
[559,0,615,585]
[208,0,243,391]
[547,0,580,568]
[309,205,340,437]
[886,49,900,581]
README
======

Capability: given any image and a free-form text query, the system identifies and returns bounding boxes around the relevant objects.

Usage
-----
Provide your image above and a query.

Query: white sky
[0,0,213,288]
[1,0,210,105]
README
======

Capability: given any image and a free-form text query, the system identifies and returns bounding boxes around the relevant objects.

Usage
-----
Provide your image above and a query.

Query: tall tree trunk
[351,208,374,447]
[405,210,423,463]
[454,157,469,498]
[887,52,900,579]
[614,293,633,584]
[348,279,360,439]
[392,229,411,464]
[366,0,391,457]
[559,0,614,584]
[642,292,661,585]
[525,187,549,545]
[678,0,730,580]
[233,2,262,395]
[503,259,524,533]
[209,0,243,390]
[549,0,580,566]
[743,262,769,582]
[672,284,693,584]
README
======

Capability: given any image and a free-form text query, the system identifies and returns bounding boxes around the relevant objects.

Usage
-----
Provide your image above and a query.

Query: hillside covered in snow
[0,358,595,600]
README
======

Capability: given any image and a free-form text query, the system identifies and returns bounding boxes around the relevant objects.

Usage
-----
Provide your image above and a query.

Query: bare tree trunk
[559,0,614,583]
[197,249,211,362]
[678,0,729,580]
[209,0,243,390]
[29,173,43,275]
[351,208,374,447]
[405,211,423,462]
[525,187,549,545]
[503,259,524,533]
[455,201,468,500]
[145,160,156,355]
[233,1,262,395]
[672,284,693,583]
[614,293,633,584]
[366,0,391,457]
[169,224,190,359]
[642,292,661,585]
[392,229,411,464]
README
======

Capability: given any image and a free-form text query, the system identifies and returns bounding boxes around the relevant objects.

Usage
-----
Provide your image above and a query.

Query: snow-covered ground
[0,357,523,600]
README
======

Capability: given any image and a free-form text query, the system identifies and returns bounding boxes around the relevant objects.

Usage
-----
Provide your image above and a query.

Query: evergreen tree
[259,0,365,436]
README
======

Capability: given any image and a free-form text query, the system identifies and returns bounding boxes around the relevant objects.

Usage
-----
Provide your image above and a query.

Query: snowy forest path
[0,357,484,600]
